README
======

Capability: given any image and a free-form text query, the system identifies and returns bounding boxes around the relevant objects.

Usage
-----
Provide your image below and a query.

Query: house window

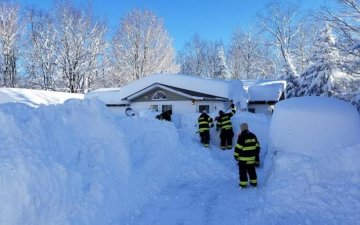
[248,108,255,113]
[199,105,210,113]
[162,105,172,113]
[152,91,167,100]
[150,105,159,112]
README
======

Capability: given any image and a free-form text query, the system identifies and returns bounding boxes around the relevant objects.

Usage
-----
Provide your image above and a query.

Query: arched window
[152,91,167,100]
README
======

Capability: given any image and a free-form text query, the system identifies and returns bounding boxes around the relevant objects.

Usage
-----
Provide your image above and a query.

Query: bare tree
[0,1,21,87]
[23,8,57,90]
[177,34,208,77]
[112,9,178,85]
[258,0,303,96]
[53,1,108,93]
[177,34,225,78]
[228,28,275,79]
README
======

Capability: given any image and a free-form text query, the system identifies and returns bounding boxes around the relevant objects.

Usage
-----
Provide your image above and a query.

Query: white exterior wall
[131,101,195,114]
[195,101,229,114]
[130,101,230,115]
[248,104,272,115]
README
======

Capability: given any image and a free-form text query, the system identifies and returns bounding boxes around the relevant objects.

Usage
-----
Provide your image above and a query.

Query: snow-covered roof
[242,80,286,102]
[86,73,246,106]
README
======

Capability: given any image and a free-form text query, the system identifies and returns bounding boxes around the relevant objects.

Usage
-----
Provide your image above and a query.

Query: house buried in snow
[242,80,287,114]
[85,74,286,116]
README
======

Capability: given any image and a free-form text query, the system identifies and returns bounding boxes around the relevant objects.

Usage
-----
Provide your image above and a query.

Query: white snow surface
[242,79,286,101]
[1,89,360,225]
[86,73,247,107]
[0,88,83,107]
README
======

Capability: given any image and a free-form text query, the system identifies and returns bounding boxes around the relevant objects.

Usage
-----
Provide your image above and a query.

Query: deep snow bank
[0,88,83,107]
[0,99,188,225]
[0,100,129,225]
[264,96,360,224]
[269,96,360,153]
[0,98,232,225]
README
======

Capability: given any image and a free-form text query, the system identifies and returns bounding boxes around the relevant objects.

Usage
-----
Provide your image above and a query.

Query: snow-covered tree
[228,29,275,79]
[213,46,231,79]
[283,63,300,97]
[177,34,207,76]
[259,0,303,96]
[351,91,360,112]
[112,9,178,85]
[23,9,57,90]
[177,35,224,78]
[0,1,21,87]
[298,24,349,97]
[53,1,108,93]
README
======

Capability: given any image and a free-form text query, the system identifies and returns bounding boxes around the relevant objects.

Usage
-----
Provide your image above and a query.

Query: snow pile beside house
[0,100,130,224]
[264,96,360,223]
[0,99,229,225]
[0,88,83,107]
[270,96,360,151]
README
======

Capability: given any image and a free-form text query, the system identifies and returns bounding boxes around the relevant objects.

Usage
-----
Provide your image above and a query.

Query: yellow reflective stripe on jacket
[245,138,256,143]
[243,146,257,151]
[199,128,210,132]
[236,144,258,151]
[222,124,232,129]
[234,152,239,157]
[199,121,209,125]
[238,156,255,161]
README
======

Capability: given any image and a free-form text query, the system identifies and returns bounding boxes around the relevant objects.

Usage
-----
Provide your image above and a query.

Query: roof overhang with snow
[125,83,228,101]
[242,80,287,102]
[86,74,247,108]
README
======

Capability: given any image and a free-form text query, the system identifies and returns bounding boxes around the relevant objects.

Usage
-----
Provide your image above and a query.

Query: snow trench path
[126,121,273,225]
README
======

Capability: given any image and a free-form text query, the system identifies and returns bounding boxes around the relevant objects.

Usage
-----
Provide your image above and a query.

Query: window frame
[152,91,167,101]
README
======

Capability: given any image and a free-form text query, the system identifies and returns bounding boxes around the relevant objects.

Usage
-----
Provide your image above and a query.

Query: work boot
[239,182,248,188]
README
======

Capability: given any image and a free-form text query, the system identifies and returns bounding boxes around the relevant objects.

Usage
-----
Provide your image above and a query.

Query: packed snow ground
[0,89,359,225]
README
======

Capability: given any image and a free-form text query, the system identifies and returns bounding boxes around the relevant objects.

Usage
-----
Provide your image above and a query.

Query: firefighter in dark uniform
[198,111,214,147]
[234,123,260,188]
[216,103,236,150]
[156,110,172,121]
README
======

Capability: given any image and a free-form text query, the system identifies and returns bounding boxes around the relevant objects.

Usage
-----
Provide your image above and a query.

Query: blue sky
[18,0,337,50]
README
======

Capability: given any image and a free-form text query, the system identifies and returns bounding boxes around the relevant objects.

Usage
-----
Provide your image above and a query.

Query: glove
[210,124,214,128]
[230,103,235,108]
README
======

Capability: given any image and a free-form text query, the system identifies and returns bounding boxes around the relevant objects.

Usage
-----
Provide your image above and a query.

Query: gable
[130,87,191,102]
[125,83,228,102]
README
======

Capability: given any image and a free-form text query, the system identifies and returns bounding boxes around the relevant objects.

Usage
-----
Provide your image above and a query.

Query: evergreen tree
[298,24,341,97]
[214,46,231,80]
[351,92,360,112]
[282,62,299,97]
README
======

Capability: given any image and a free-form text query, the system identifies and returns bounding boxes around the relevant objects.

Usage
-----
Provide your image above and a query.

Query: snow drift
[265,96,360,224]
[0,98,231,225]
[0,88,83,107]
[1,89,360,225]
[270,96,360,153]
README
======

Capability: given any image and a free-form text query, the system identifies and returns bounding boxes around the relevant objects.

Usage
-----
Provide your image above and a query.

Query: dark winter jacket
[216,107,236,131]
[198,113,214,133]
[156,110,172,121]
[234,130,260,164]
